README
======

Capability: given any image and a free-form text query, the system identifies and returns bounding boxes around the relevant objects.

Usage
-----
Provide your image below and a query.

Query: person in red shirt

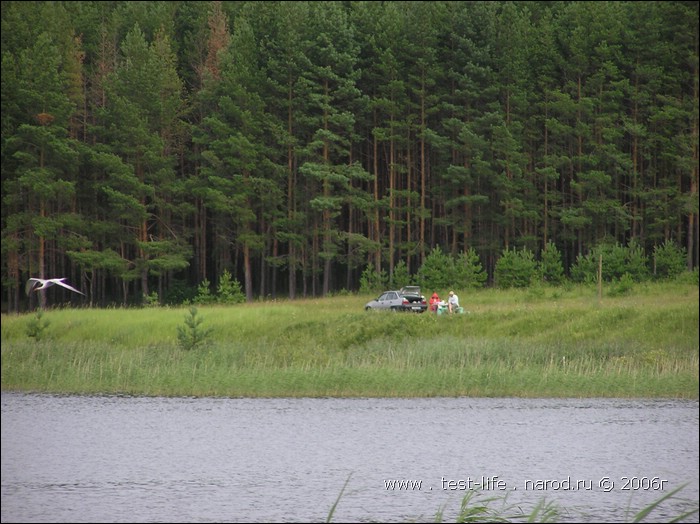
[429,292,441,312]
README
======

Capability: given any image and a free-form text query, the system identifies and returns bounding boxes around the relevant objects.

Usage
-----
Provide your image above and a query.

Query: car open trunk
[401,294,424,304]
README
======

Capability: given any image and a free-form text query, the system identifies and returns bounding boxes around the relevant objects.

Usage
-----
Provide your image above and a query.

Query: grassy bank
[2,282,698,398]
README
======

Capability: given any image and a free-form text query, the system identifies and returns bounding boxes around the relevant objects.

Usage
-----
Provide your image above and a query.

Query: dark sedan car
[364,290,428,312]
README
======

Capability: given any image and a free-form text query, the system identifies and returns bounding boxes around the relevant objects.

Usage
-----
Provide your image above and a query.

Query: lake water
[1,393,698,523]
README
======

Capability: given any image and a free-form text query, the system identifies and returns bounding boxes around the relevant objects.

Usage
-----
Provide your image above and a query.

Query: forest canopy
[1,1,698,310]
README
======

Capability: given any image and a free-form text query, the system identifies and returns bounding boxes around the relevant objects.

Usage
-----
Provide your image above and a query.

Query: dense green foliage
[2,282,698,398]
[176,306,213,350]
[1,1,698,311]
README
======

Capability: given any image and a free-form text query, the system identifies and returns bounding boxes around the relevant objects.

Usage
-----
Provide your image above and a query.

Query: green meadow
[2,282,698,398]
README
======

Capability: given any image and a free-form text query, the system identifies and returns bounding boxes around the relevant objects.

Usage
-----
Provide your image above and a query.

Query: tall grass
[326,481,698,523]
[2,282,698,398]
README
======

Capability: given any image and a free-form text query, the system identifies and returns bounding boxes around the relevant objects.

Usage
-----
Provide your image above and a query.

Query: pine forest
[1,1,698,311]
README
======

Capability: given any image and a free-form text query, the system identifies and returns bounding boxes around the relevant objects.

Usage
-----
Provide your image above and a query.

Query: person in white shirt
[447,290,459,313]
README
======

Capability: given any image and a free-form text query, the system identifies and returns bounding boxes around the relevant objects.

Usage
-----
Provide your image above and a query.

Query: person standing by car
[429,292,441,312]
[447,290,460,313]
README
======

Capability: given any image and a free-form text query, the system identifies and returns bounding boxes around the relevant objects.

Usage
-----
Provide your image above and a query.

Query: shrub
[653,239,687,279]
[625,239,649,281]
[176,307,213,351]
[597,242,629,281]
[26,311,49,340]
[217,269,245,304]
[359,264,387,294]
[539,241,564,285]
[570,251,597,284]
[390,260,412,288]
[571,240,649,283]
[417,246,454,290]
[453,248,487,289]
[494,247,537,288]
[143,291,159,307]
[193,279,215,304]
[608,273,634,296]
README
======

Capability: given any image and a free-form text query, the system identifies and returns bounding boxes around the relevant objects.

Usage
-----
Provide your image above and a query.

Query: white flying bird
[26,277,85,296]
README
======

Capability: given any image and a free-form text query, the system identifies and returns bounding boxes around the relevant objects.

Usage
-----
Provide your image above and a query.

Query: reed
[327,481,698,523]
[2,282,697,398]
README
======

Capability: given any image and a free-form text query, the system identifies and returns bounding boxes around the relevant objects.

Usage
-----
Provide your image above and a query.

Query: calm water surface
[1,393,698,523]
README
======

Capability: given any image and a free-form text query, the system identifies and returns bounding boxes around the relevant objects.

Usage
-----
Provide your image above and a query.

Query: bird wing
[52,279,85,295]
